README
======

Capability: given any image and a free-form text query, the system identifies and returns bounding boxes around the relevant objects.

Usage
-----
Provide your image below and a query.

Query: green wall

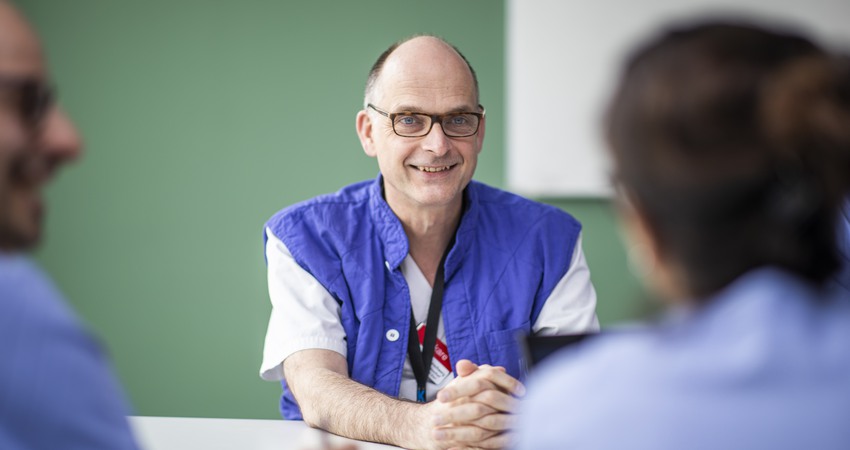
[19,0,643,419]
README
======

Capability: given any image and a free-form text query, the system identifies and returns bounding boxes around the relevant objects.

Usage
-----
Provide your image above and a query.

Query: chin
[0,230,41,251]
[418,198,463,211]
[2,216,43,251]
[424,181,467,198]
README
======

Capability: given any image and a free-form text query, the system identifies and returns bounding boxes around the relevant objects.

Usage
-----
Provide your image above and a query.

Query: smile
[415,165,454,173]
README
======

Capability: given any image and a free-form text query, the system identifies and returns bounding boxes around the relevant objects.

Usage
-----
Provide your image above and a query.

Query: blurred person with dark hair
[517,20,850,450]
[0,1,139,448]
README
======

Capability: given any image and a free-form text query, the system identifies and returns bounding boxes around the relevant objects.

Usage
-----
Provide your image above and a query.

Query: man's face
[356,37,485,217]
[0,2,81,251]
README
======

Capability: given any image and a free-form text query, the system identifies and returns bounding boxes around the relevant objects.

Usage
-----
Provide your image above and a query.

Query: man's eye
[395,115,425,127]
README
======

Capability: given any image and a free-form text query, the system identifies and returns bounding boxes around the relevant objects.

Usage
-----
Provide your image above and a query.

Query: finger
[484,369,524,397]
[471,388,520,413]
[473,364,503,372]
[433,425,498,446]
[439,367,525,402]
[471,412,517,432]
[438,375,494,403]
[442,431,515,449]
[433,401,498,426]
[474,430,516,449]
[455,359,479,377]
[476,366,524,396]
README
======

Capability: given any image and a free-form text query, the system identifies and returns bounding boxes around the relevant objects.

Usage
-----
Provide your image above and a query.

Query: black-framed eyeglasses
[0,77,55,128]
[367,103,484,138]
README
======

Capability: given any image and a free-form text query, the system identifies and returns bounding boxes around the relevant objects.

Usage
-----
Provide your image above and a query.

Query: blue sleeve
[0,257,139,450]
[515,350,588,450]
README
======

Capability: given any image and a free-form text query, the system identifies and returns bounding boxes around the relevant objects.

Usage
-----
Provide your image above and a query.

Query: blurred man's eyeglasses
[367,103,484,138]
[0,77,55,128]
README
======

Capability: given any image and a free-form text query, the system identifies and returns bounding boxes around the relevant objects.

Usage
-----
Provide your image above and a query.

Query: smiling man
[259,35,598,449]
[0,1,138,449]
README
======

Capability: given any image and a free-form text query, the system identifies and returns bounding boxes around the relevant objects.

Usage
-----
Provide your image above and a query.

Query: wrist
[396,401,437,450]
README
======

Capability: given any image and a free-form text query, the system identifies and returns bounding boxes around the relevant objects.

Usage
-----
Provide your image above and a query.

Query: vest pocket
[485,320,530,380]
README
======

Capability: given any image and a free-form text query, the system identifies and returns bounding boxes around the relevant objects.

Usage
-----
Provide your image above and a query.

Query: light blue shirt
[0,255,138,449]
[517,268,850,450]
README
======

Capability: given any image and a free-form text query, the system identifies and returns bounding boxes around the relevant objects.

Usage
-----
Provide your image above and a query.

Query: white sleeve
[532,234,600,335]
[259,228,348,381]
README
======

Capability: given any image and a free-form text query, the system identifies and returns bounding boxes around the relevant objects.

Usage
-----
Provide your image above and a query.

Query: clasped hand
[421,359,525,450]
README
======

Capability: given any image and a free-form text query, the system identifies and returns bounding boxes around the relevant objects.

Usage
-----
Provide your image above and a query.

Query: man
[0,2,139,448]
[260,36,598,449]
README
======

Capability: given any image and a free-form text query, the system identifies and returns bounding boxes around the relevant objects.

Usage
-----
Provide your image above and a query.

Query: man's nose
[422,121,451,156]
[38,105,82,162]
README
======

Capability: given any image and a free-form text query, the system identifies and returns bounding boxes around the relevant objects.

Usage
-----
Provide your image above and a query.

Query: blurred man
[0,1,139,448]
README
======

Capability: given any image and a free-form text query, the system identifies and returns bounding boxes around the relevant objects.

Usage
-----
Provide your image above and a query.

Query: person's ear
[618,192,688,301]
[621,204,660,272]
[356,110,377,158]
[618,192,662,279]
[474,113,486,154]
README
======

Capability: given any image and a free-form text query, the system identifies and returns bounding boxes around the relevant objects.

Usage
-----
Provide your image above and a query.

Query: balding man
[0,2,138,448]
[260,36,599,449]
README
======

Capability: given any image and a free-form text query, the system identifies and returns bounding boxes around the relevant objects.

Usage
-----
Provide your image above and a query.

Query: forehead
[375,37,477,111]
[0,3,45,77]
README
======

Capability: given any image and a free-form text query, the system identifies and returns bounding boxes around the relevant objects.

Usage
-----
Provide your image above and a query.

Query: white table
[130,416,401,450]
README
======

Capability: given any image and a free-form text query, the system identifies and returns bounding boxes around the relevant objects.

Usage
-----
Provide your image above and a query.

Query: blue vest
[264,175,582,419]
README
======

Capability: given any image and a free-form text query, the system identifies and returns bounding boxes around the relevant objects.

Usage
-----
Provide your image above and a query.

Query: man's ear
[356,110,377,157]
[474,114,486,154]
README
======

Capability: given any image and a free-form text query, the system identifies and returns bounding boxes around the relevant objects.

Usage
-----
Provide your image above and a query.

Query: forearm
[301,367,425,446]
[286,353,431,449]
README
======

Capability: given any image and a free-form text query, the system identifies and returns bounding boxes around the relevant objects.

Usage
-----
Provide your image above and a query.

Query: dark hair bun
[762,54,850,206]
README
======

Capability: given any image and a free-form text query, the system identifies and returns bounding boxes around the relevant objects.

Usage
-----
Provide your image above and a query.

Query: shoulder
[468,182,582,255]
[265,179,374,238]
[0,257,137,449]
[518,329,660,447]
[0,255,98,369]
[531,328,658,392]
[0,256,81,333]
[470,181,581,231]
[526,326,670,409]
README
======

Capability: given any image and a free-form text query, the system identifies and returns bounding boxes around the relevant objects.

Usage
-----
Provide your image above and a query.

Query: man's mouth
[414,165,455,173]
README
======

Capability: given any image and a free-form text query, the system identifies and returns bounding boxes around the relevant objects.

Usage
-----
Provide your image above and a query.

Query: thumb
[455,359,478,377]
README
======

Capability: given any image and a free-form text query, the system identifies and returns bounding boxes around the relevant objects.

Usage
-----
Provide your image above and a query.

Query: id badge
[416,323,452,384]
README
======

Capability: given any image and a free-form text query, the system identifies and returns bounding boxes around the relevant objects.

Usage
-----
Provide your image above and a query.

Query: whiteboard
[507,0,850,197]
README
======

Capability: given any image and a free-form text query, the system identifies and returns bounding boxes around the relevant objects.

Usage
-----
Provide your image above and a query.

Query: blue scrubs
[0,255,138,450]
[517,268,850,450]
